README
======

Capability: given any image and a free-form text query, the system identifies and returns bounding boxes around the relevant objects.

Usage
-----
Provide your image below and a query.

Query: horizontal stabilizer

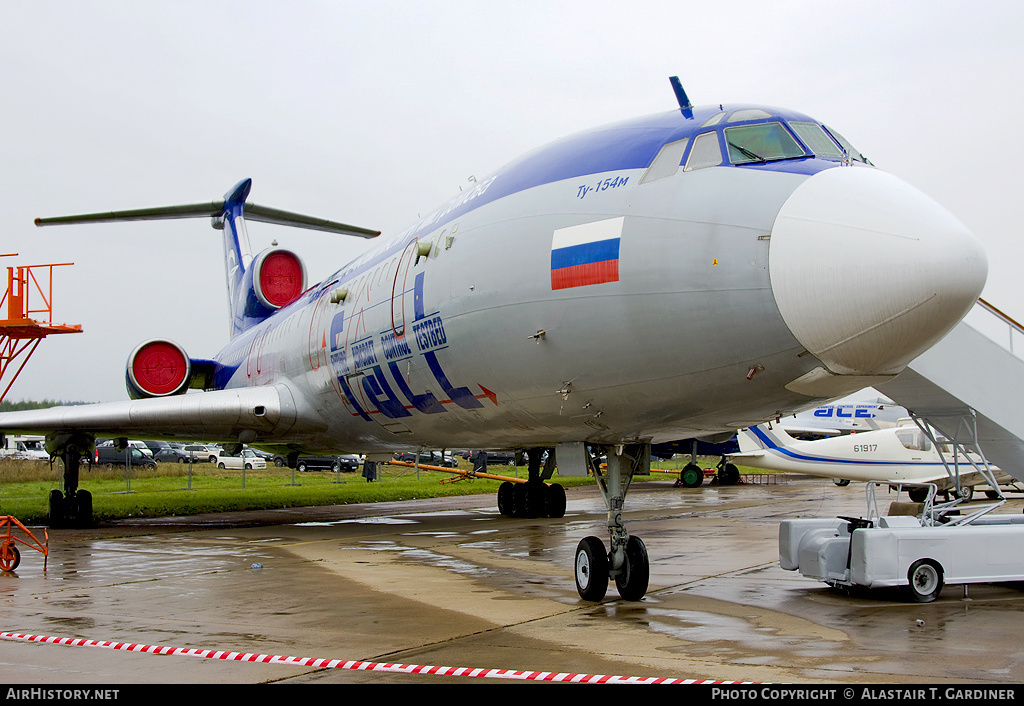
[35,198,380,238]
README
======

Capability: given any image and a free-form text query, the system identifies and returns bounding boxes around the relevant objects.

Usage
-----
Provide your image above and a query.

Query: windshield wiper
[728,141,765,162]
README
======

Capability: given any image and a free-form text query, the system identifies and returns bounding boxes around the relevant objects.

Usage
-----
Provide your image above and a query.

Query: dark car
[294,454,361,472]
[93,446,158,469]
[393,451,457,468]
[154,447,191,463]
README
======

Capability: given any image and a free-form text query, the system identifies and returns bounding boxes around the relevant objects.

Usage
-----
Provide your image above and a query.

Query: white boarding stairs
[879,299,1024,496]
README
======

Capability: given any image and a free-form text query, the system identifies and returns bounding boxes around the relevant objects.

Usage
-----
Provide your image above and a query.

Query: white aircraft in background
[0,78,987,601]
[732,420,1008,501]
[780,390,907,439]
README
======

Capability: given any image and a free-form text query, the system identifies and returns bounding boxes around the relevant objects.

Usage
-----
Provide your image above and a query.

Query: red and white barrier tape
[0,631,738,684]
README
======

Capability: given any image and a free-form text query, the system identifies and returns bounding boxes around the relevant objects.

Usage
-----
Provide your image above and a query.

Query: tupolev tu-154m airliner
[0,78,987,601]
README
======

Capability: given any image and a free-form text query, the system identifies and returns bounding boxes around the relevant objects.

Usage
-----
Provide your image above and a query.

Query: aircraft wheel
[833,478,851,487]
[575,536,609,601]
[523,483,546,518]
[986,490,1001,500]
[680,463,703,488]
[906,559,943,603]
[75,490,93,527]
[614,535,650,601]
[718,463,740,485]
[956,485,974,502]
[48,489,65,527]
[0,541,20,572]
[497,482,515,515]
[544,483,566,518]
[908,487,929,503]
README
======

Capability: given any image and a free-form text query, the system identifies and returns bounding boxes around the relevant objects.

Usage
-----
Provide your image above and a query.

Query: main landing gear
[45,433,96,528]
[574,443,650,602]
[495,448,566,518]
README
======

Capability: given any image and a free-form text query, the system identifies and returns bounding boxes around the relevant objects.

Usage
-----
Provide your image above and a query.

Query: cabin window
[724,122,806,164]
[683,132,723,171]
[789,121,845,159]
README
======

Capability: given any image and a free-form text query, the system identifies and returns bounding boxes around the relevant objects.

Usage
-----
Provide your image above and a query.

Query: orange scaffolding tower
[0,254,82,402]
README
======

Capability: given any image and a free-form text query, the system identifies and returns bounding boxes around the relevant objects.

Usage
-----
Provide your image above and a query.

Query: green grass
[0,456,768,524]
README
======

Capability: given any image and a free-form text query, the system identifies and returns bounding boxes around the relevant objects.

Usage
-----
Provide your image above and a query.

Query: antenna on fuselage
[669,76,694,119]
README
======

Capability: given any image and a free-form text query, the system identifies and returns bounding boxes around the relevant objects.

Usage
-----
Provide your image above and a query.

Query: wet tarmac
[2,477,1024,685]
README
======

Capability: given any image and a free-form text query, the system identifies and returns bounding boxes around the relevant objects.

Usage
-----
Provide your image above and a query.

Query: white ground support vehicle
[779,482,1024,602]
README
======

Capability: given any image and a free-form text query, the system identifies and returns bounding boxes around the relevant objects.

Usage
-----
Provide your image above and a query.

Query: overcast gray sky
[2,1,1021,402]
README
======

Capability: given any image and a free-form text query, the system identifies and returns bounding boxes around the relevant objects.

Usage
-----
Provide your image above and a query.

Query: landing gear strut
[573,443,651,601]
[45,433,95,528]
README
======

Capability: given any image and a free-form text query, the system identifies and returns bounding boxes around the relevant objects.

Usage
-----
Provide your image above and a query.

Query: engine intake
[253,249,306,310]
[126,339,192,399]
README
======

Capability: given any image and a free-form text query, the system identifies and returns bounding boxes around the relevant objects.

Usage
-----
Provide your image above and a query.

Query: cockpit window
[683,131,723,171]
[724,122,806,164]
[822,125,871,164]
[701,111,726,127]
[789,121,845,159]
[727,109,772,122]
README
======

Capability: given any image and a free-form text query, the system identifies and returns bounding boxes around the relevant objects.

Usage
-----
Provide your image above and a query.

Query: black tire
[218,462,226,469]
[497,482,514,515]
[297,462,308,472]
[680,463,703,488]
[718,463,740,486]
[986,490,1001,499]
[544,483,566,518]
[906,559,943,603]
[331,462,341,473]
[956,485,974,502]
[177,458,185,464]
[75,490,93,527]
[512,483,528,517]
[908,487,929,503]
[833,478,851,487]
[523,483,546,518]
[614,535,650,601]
[575,536,609,601]
[48,489,65,527]
[0,542,21,572]
[275,457,285,467]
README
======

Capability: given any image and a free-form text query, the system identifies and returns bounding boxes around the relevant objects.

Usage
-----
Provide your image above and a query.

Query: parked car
[295,454,361,472]
[214,449,267,469]
[154,447,191,463]
[93,446,158,469]
[393,451,458,468]
[182,444,216,463]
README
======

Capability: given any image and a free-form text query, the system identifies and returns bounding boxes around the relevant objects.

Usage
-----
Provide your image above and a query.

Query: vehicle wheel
[833,478,851,487]
[956,485,974,502]
[614,535,650,601]
[331,462,341,473]
[544,483,566,518]
[512,483,529,517]
[497,481,514,515]
[275,457,285,467]
[906,559,943,602]
[718,463,740,485]
[908,487,929,503]
[297,462,308,472]
[0,541,21,572]
[218,462,226,469]
[178,458,186,463]
[209,456,217,464]
[986,490,1001,499]
[575,536,609,601]
[244,463,253,470]
[523,483,546,518]
[680,463,703,488]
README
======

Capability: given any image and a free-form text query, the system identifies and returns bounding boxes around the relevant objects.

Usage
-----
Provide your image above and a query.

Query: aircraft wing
[0,384,327,445]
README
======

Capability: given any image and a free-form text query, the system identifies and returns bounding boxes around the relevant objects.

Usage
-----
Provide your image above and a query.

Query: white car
[214,449,267,470]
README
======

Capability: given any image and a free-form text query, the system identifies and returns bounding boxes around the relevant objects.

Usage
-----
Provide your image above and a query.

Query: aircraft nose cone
[769,166,987,377]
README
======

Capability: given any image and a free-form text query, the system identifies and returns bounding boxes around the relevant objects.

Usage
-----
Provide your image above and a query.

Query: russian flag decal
[550,217,624,290]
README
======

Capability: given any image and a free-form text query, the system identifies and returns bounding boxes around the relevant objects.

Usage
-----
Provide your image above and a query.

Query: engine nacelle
[126,339,192,399]
[252,248,306,310]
